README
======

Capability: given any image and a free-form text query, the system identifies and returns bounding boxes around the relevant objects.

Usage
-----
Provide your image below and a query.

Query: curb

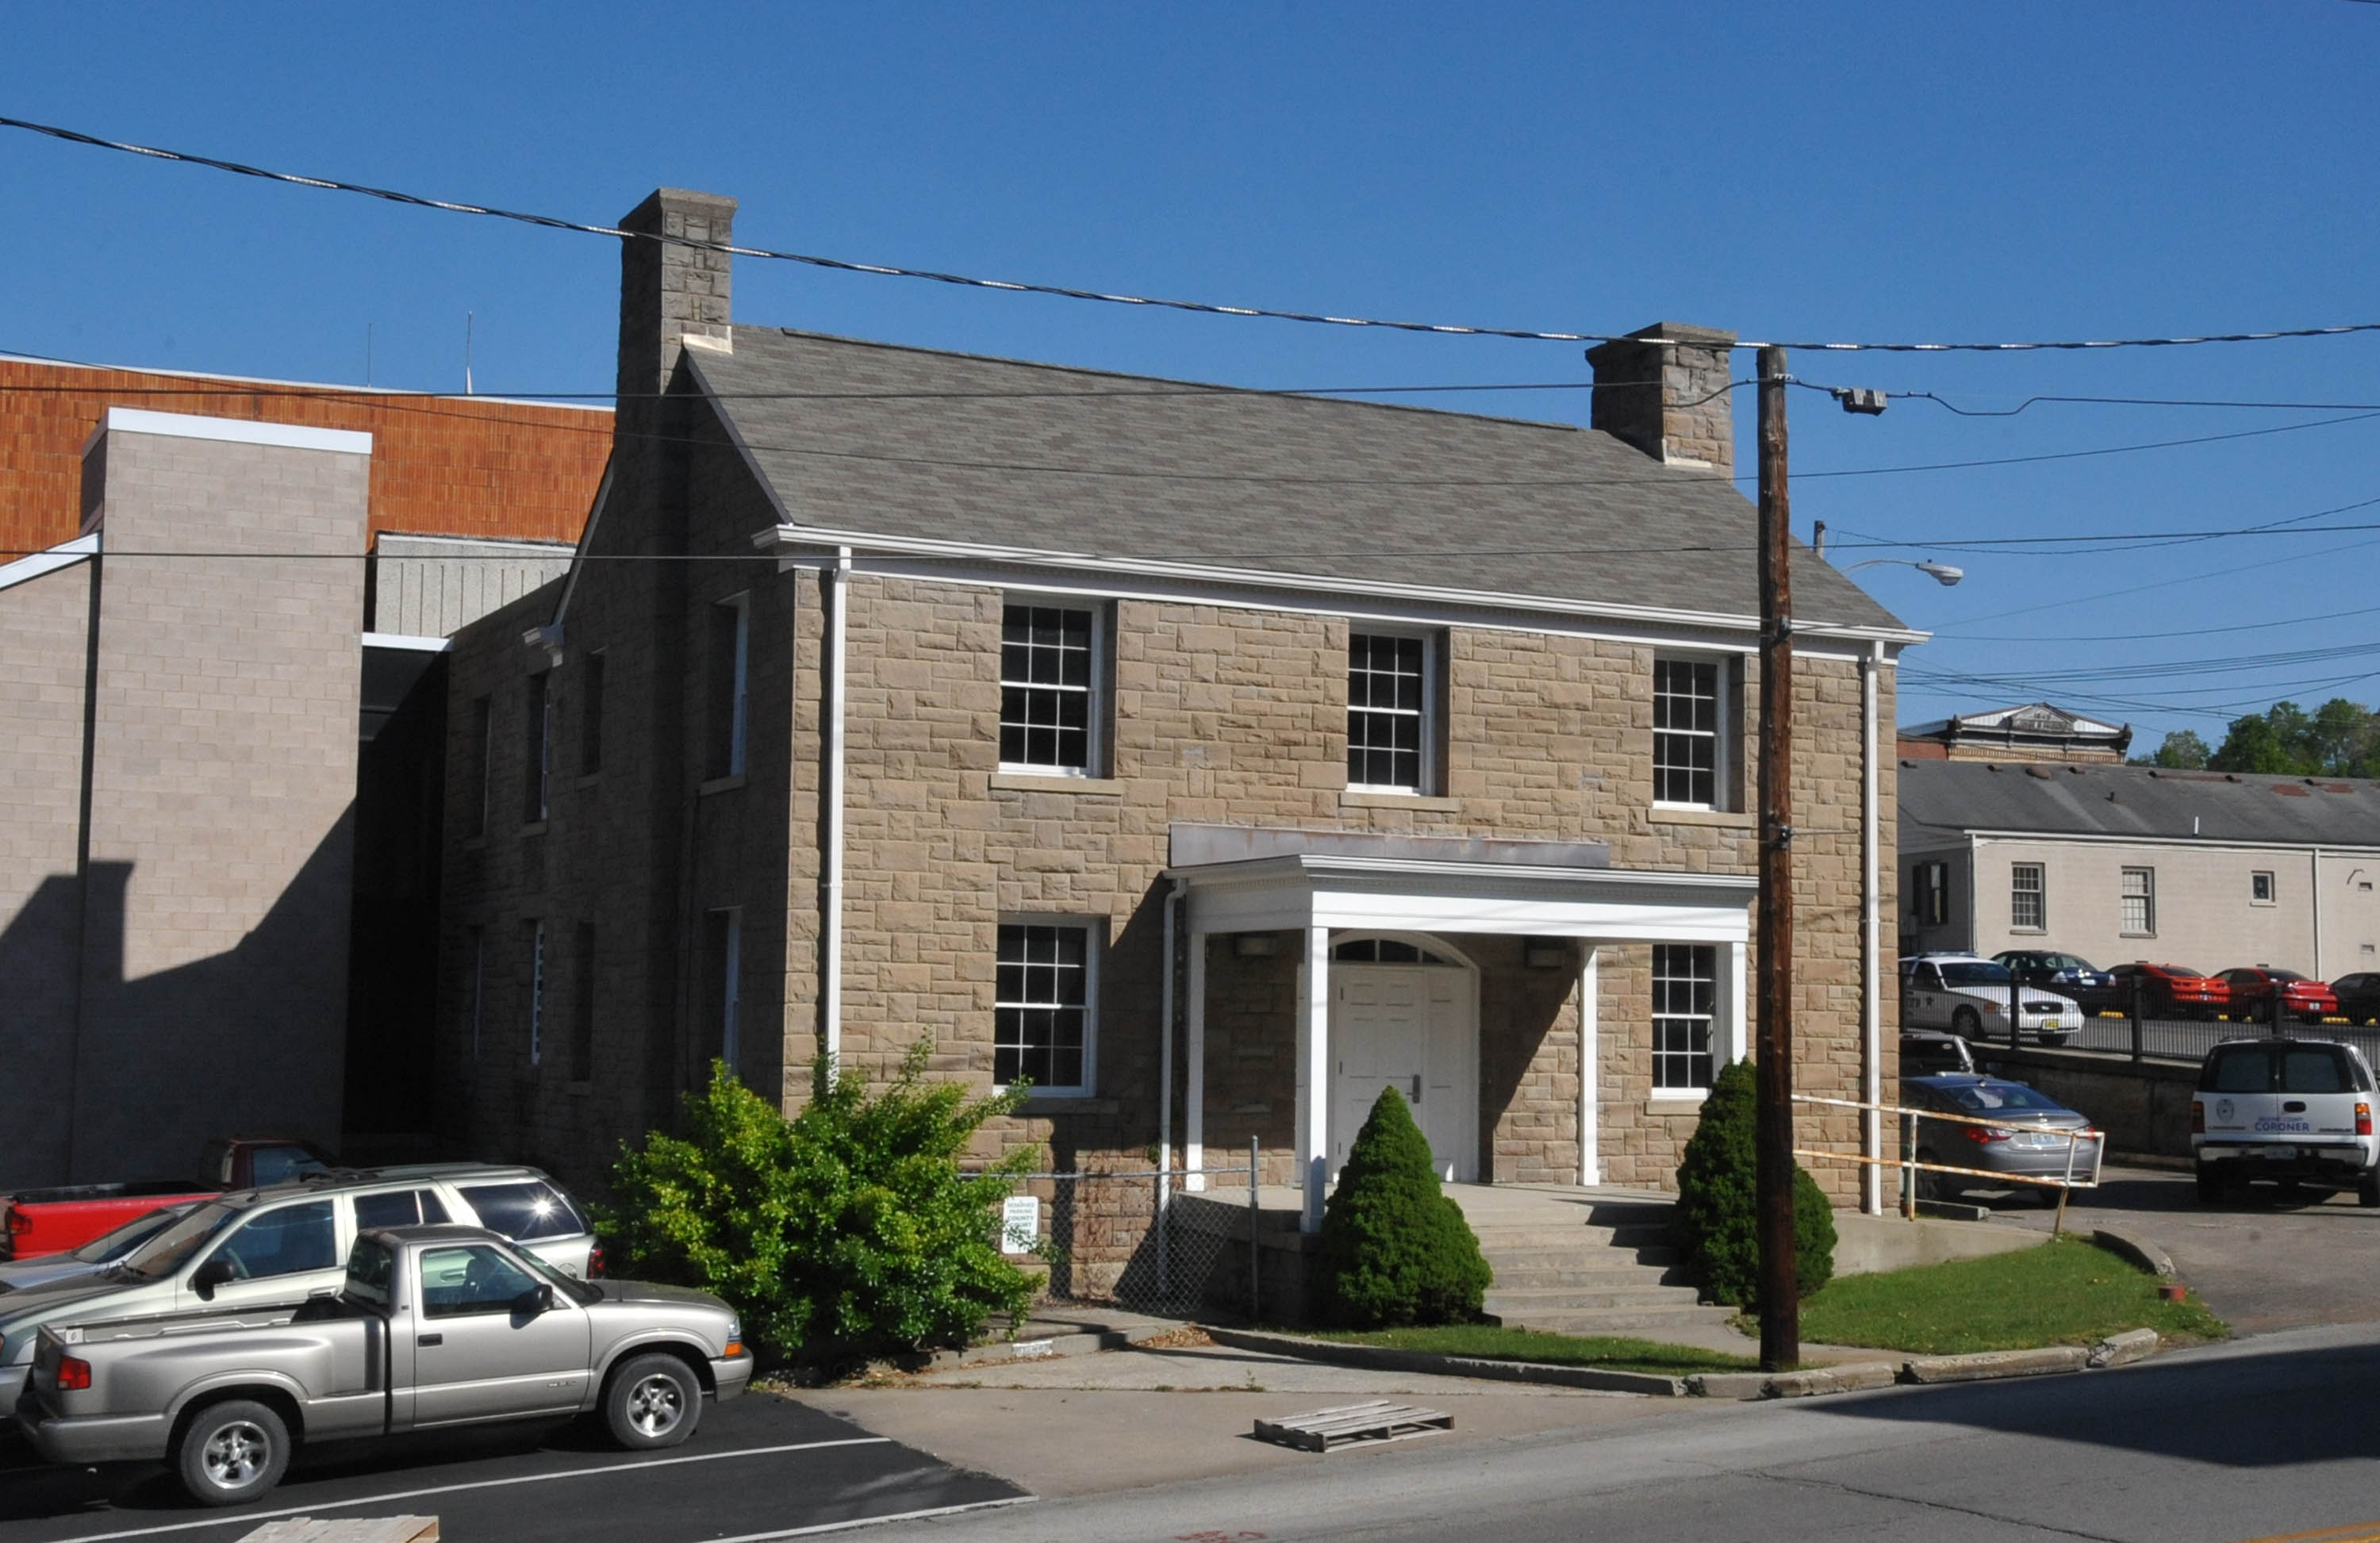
[1902,1345,2090,1384]
[872,1320,1183,1377]
[2090,1226,2177,1279]
[1203,1326,1687,1397]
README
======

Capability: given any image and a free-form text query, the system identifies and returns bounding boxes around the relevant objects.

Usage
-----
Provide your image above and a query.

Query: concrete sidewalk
[793,1338,1706,1497]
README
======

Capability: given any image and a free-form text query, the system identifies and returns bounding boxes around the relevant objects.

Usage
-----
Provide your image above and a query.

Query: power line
[10,112,2380,355]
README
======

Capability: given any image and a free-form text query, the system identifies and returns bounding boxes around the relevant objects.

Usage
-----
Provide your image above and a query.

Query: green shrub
[600,1047,1038,1362]
[1673,1059,1837,1309]
[1318,1088,1493,1327]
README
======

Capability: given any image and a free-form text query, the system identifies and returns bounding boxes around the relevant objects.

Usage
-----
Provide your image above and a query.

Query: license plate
[2261,1146,2299,1161]
[2013,1132,2064,1148]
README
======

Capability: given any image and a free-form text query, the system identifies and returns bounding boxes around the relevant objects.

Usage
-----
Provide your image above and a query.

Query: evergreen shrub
[601,1046,1038,1362]
[1317,1088,1493,1327]
[1672,1059,1837,1309]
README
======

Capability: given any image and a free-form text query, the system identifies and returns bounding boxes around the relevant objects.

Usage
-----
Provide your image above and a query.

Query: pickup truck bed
[2,1184,220,1261]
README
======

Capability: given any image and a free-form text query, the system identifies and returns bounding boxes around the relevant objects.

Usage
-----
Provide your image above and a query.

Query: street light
[1844,558,1964,586]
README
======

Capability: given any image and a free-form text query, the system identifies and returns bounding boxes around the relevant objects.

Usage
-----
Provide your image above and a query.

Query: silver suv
[0,1165,594,1412]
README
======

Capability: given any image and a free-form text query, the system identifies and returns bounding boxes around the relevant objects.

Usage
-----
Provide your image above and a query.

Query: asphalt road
[863,1322,2380,1543]
[0,1393,1023,1543]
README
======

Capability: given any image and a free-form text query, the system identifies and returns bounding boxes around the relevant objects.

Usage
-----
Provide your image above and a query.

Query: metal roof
[1901,759,2380,850]
[693,327,1908,631]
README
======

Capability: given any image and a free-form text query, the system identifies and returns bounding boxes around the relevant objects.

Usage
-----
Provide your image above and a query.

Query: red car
[2214,967,2338,1025]
[2107,961,2231,1020]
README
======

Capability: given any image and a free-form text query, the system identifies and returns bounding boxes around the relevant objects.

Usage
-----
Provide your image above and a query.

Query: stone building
[1898,702,2131,764]
[434,188,1917,1234]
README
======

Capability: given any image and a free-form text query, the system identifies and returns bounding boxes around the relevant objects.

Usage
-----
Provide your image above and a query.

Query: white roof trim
[1958,828,2380,857]
[102,407,371,457]
[361,631,454,654]
[0,532,98,594]
[1,349,609,414]
[758,523,1929,647]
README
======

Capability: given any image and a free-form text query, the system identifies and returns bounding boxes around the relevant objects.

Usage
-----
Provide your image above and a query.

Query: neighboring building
[434,186,1919,1238]
[1899,759,2380,977]
[1898,702,2131,764]
[0,363,609,1185]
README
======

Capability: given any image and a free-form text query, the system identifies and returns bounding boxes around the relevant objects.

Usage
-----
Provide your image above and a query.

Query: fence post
[1900,1109,1917,1220]
[2130,982,2145,1064]
[1156,1168,1170,1296]
[2010,974,2022,1051]
[1249,1136,1261,1324]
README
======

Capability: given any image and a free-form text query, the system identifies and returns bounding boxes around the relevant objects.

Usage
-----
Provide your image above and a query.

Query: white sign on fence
[1000,1195,1040,1255]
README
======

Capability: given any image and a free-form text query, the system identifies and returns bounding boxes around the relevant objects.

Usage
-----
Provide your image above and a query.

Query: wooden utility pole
[1756,344,1800,1372]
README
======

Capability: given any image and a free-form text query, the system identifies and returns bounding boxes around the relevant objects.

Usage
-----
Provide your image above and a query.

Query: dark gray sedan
[1901,1074,2102,1203]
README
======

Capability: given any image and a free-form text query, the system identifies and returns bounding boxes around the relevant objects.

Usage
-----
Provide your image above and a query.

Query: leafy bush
[601,1047,1038,1361]
[1673,1059,1837,1309]
[1318,1088,1493,1327]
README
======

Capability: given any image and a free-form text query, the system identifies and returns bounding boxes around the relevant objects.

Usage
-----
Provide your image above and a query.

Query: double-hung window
[2121,867,2156,935]
[1348,632,1434,793]
[1653,656,1732,809]
[522,674,551,825]
[1000,604,1100,775]
[2010,863,2046,931]
[709,596,750,779]
[995,922,1096,1095]
[524,919,545,1067]
[1915,862,1951,927]
[1652,944,1718,1092]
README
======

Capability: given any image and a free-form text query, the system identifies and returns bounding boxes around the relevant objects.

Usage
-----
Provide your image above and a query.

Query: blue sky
[6,2,2379,750]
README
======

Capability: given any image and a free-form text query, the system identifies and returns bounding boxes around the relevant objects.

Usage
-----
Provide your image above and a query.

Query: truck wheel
[175,1399,290,1507]
[2195,1164,2225,1203]
[2360,1173,2380,1209]
[603,1353,702,1450]
[1951,1007,1982,1038]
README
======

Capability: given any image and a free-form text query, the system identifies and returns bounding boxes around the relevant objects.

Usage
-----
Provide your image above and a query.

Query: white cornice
[0,532,98,594]
[102,407,371,456]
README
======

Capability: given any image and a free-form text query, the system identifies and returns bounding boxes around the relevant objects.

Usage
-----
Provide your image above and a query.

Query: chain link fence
[985,1163,1261,1317]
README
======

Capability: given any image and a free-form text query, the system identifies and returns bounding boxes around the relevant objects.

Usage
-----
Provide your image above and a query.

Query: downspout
[1861,641,1883,1215]
[821,549,850,1083]
[1160,878,1185,1212]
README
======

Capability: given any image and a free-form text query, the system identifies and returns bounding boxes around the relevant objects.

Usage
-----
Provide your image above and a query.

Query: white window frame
[1651,943,1719,1093]
[998,599,1106,777]
[2010,862,2046,932]
[526,919,545,1066]
[1346,627,1439,796]
[2121,867,2156,937]
[1916,861,1951,927]
[1651,652,1734,812]
[993,918,1100,1097]
[2251,870,2276,906]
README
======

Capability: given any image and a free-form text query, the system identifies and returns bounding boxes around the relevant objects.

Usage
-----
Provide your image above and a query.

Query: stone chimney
[1584,322,1739,476]
[616,188,739,407]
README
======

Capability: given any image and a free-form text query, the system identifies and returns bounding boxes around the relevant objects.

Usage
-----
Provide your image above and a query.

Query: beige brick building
[436,188,1915,1233]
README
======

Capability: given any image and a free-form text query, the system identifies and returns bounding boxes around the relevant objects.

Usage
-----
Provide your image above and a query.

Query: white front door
[1330,962,1476,1181]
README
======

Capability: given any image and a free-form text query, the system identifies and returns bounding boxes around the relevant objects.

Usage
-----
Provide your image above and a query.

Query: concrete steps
[1461,1194,1743,1340]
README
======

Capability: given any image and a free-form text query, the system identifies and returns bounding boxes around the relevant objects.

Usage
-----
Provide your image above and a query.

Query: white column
[1299,923,1332,1233]
[1578,945,1601,1187]
[1728,939,1750,1065]
[1185,925,1207,1192]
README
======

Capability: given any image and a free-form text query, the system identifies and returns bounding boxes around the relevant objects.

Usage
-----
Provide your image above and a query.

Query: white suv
[1900,953,2083,1047]
[2193,1038,2380,1206]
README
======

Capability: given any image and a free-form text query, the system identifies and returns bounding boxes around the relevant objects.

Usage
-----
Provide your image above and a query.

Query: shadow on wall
[0,812,367,1187]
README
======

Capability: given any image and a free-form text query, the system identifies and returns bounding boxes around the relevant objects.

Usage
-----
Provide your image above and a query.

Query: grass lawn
[1779,1236,2228,1355]
[1307,1324,1759,1376]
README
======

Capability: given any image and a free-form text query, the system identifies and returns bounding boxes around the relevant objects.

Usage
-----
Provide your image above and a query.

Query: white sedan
[1901,955,2082,1047]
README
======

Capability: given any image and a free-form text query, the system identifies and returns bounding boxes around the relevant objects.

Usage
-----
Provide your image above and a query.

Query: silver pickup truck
[15,1224,750,1507]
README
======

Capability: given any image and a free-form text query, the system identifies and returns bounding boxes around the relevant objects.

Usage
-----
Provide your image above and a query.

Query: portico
[1166,824,1756,1231]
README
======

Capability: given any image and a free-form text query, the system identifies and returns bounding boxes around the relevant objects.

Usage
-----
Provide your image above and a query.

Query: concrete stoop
[1467,1198,1741,1339]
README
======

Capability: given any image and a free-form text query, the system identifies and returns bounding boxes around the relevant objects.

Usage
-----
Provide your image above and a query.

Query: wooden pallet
[1253,1401,1453,1453]
[239,1518,439,1543]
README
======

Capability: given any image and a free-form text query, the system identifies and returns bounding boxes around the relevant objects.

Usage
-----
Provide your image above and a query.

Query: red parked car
[2107,961,2231,1020]
[0,1138,329,1261]
[2214,967,2338,1025]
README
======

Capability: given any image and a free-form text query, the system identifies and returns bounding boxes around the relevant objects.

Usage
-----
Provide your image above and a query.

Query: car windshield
[116,1200,243,1280]
[512,1246,602,1306]
[2156,965,2204,978]
[2052,956,2098,973]
[1937,1081,2067,1114]
[1939,962,2014,986]
[69,1205,191,1265]
[2271,970,2309,984]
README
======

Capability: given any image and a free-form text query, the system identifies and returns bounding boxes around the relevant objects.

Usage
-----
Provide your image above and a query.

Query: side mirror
[192,1258,235,1301]
[512,1284,555,1317]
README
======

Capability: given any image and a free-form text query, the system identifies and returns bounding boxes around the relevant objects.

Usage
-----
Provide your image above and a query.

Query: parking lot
[0,1394,1025,1543]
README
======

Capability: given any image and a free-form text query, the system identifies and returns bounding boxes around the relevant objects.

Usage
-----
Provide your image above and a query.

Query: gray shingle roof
[691,327,1907,632]
[1901,759,2380,851]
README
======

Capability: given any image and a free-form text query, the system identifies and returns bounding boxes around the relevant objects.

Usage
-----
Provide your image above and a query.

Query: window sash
[526,921,545,1066]
[1653,658,1724,808]
[523,675,551,825]
[2010,864,2045,931]
[995,923,1094,1092]
[2121,868,2155,934]
[1000,605,1097,773]
[1652,943,1718,1092]
[1347,633,1430,793]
